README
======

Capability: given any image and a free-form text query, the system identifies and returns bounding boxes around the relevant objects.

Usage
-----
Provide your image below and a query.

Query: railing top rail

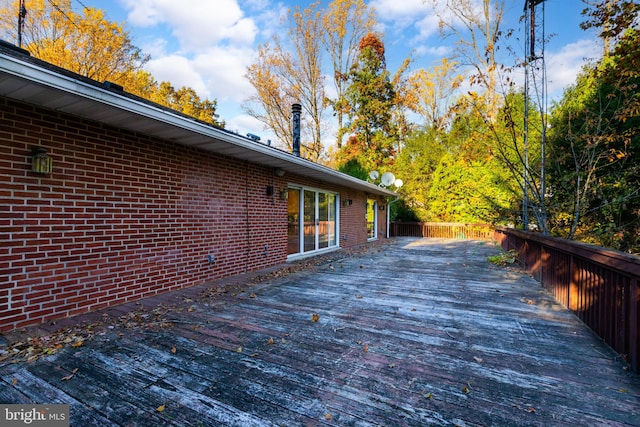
[496,227,640,277]
[393,222,493,227]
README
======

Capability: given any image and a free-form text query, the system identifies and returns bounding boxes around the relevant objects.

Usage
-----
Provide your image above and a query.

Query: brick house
[0,41,396,332]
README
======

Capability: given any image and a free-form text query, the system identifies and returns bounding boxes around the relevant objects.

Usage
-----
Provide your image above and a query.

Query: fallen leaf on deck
[526,407,536,413]
[71,341,83,348]
[267,338,275,345]
[325,413,332,420]
[473,356,483,363]
[171,346,177,354]
[363,343,369,352]
[156,404,165,412]
[311,313,320,322]
[424,393,433,399]
[11,378,17,385]
[236,347,243,353]
[61,368,78,381]
[462,386,470,394]
[249,293,257,298]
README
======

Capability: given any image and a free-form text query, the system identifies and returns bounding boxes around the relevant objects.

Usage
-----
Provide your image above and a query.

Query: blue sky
[79,0,600,144]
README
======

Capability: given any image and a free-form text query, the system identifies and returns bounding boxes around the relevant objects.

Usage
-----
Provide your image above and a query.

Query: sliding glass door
[288,187,338,255]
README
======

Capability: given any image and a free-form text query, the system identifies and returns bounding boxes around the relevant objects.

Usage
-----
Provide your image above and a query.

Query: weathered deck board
[1,238,639,426]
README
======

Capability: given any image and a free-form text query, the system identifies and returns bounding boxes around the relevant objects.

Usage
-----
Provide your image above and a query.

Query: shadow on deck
[1,237,639,426]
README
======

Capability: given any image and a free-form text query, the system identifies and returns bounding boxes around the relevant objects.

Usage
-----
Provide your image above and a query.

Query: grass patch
[487,249,518,266]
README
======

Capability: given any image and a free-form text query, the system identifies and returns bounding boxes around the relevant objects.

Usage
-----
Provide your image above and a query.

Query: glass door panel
[318,193,329,249]
[367,199,377,239]
[287,189,301,255]
[303,190,316,252]
[328,194,337,247]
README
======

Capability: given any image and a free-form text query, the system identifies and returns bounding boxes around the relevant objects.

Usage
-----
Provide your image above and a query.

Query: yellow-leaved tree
[406,58,464,131]
[0,0,224,127]
[245,2,326,161]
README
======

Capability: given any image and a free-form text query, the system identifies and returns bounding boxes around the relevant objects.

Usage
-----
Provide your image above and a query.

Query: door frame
[287,185,340,259]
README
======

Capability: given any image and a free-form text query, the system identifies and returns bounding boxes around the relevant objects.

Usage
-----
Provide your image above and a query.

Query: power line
[45,0,80,30]
[74,0,89,10]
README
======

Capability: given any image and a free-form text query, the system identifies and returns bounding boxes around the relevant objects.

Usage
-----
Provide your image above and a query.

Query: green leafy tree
[394,128,447,220]
[423,102,520,224]
[547,26,640,252]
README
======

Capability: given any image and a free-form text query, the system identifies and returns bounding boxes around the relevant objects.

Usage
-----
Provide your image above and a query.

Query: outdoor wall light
[343,199,353,207]
[274,168,285,177]
[279,188,288,200]
[31,147,52,175]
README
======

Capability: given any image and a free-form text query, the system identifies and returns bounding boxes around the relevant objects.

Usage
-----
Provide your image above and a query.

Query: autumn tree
[338,33,397,172]
[244,3,326,161]
[427,0,506,122]
[405,58,463,131]
[0,0,224,127]
[322,0,376,148]
[0,0,147,84]
[581,0,640,55]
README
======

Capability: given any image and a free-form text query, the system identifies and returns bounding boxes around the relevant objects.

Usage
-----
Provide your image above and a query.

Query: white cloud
[226,113,268,136]
[546,39,599,99]
[146,54,208,95]
[371,0,440,48]
[145,45,257,106]
[120,0,163,26]
[191,46,256,104]
[370,0,431,19]
[413,13,442,42]
[121,0,257,50]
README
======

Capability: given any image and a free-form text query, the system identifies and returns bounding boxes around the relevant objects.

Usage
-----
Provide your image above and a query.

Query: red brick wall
[0,98,388,332]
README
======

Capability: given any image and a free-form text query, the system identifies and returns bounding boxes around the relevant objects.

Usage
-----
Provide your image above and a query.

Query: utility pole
[18,0,27,48]
[523,0,548,233]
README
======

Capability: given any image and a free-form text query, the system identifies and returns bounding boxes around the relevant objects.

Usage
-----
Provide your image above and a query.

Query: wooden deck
[1,238,639,426]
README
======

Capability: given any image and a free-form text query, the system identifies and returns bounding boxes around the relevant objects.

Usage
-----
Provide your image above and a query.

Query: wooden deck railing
[495,227,640,373]
[390,222,494,240]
